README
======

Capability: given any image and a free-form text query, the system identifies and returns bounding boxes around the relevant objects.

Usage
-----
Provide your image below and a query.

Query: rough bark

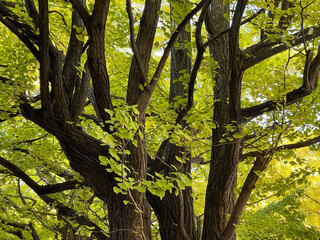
[202,1,238,239]
[147,4,197,239]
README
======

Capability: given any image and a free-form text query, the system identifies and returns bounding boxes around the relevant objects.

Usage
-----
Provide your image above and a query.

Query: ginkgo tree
[1,0,320,239]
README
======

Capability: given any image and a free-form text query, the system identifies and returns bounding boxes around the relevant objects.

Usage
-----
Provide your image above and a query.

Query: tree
[1,0,320,239]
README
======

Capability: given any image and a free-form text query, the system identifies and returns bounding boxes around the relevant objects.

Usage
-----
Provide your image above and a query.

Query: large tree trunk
[202,1,240,239]
[56,127,151,240]
[148,14,197,239]
[106,128,152,240]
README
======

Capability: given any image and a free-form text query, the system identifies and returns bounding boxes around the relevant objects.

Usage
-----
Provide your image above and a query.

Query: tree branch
[0,218,40,240]
[220,156,270,240]
[63,0,85,111]
[0,2,39,60]
[87,0,114,125]
[137,0,211,113]
[0,156,81,194]
[24,0,39,28]
[17,180,59,235]
[126,0,161,106]
[68,0,90,28]
[241,134,320,160]
[126,0,149,87]
[204,8,265,48]
[0,75,12,84]
[38,0,50,117]
[0,110,19,123]
[0,156,108,239]
[241,48,320,123]
[176,3,208,124]
[243,26,320,69]
[229,0,248,56]
[71,61,91,122]
[150,0,210,87]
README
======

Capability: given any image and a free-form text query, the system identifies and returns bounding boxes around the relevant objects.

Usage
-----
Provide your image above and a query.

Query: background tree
[1,0,320,239]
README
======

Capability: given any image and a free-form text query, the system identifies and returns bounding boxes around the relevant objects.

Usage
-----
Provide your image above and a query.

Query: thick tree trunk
[108,192,151,240]
[148,187,196,240]
[59,130,151,240]
[202,1,239,239]
[108,127,151,240]
[148,17,197,238]
[19,104,151,240]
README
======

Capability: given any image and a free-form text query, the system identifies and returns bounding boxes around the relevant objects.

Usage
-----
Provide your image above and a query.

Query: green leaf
[148,188,166,199]
[233,133,242,138]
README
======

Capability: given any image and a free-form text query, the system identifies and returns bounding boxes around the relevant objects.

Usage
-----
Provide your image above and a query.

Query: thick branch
[152,5,210,173]
[69,0,90,27]
[244,26,320,69]
[63,0,85,109]
[229,0,248,57]
[137,0,211,113]
[87,0,113,124]
[241,48,320,123]
[24,0,39,28]
[126,0,149,87]
[0,110,19,123]
[0,219,40,240]
[220,156,269,240]
[176,4,208,124]
[228,0,248,122]
[71,61,90,121]
[0,156,107,240]
[241,134,320,160]
[204,8,265,48]
[126,0,161,106]
[39,0,50,116]
[0,2,39,60]
[0,156,81,194]
[150,0,210,87]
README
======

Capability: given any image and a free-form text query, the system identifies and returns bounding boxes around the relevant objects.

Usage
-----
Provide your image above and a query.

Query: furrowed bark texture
[202,1,239,239]
[111,1,162,239]
[148,12,197,238]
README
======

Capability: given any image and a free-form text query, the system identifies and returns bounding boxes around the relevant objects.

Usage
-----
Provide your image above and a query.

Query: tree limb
[86,0,114,125]
[241,47,320,123]
[63,0,85,112]
[17,180,59,234]
[229,0,248,57]
[24,0,39,28]
[0,110,19,123]
[71,61,91,122]
[0,156,108,239]
[243,26,320,69]
[150,0,210,87]
[137,0,211,114]
[39,0,51,118]
[0,156,81,194]
[220,156,270,240]
[204,7,265,48]
[68,0,90,28]
[126,0,149,87]
[241,134,320,160]
[126,0,161,106]
[0,218,40,240]
[0,2,39,60]
[176,3,208,124]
